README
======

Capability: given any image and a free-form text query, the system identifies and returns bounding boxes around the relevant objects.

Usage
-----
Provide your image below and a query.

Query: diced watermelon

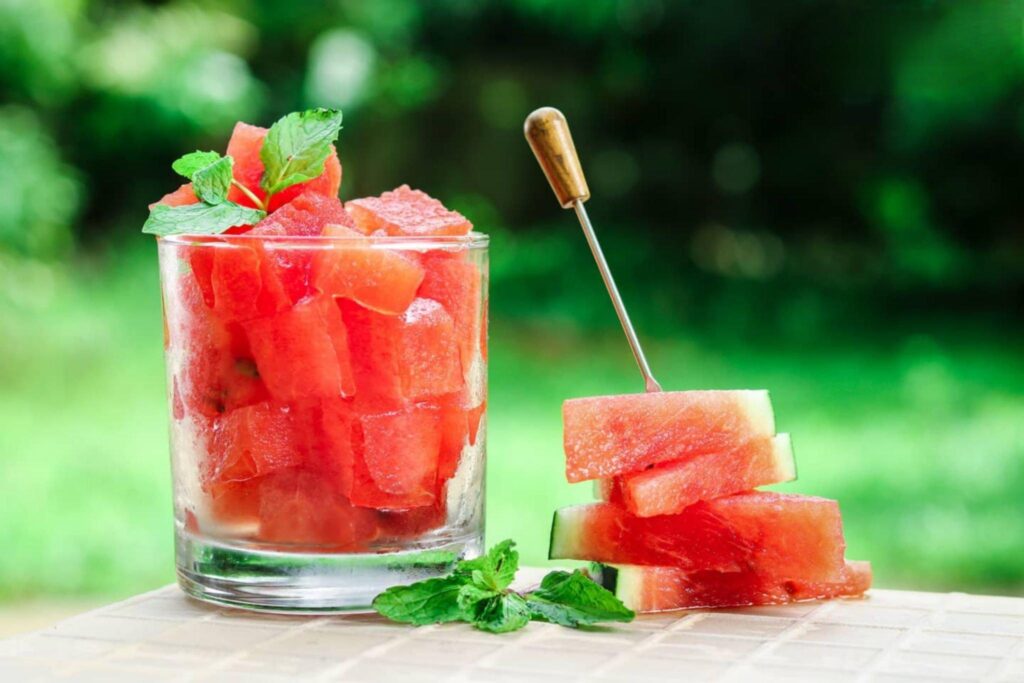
[208,242,291,323]
[378,503,447,539]
[257,469,380,549]
[207,478,262,527]
[317,396,356,495]
[242,296,355,402]
[206,401,308,486]
[313,224,425,315]
[436,393,486,483]
[249,194,355,303]
[417,252,482,372]
[595,561,872,613]
[340,298,463,405]
[599,434,796,517]
[152,183,198,208]
[562,390,776,483]
[173,277,269,417]
[226,122,343,213]
[550,492,846,581]
[347,185,472,237]
[350,405,442,509]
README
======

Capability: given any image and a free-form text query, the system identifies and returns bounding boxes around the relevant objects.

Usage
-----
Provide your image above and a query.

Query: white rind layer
[548,506,586,559]
[737,389,776,436]
[771,433,797,483]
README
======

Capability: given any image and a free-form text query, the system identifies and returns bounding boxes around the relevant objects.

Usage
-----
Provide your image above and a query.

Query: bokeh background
[2,0,1022,614]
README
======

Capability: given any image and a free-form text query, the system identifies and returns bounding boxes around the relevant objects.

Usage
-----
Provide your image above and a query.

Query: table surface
[2,570,1023,682]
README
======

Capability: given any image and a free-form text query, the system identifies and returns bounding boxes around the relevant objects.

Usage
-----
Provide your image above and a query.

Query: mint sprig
[260,108,344,197]
[371,540,634,634]
[143,108,344,237]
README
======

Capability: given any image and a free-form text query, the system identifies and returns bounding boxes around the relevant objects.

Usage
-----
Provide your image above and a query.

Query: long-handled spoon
[524,107,662,393]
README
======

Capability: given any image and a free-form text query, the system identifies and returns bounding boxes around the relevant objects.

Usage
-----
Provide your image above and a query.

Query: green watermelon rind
[548,505,587,560]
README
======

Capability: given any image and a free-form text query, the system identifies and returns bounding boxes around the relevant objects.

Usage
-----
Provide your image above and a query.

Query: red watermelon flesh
[242,296,355,402]
[152,183,198,208]
[225,122,343,213]
[340,298,463,406]
[599,561,871,613]
[436,393,486,483]
[206,401,308,486]
[550,492,846,582]
[350,405,442,509]
[347,185,472,237]
[563,390,776,483]
[207,478,262,527]
[601,434,796,518]
[173,277,268,417]
[208,242,291,323]
[257,469,380,549]
[379,503,446,539]
[313,223,425,315]
[249,194,355,303]
[417,252,482,373]
[318,396,356,495]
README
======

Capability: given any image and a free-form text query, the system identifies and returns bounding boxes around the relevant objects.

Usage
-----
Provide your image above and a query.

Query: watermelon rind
[548,505,585,560]
[737,389,776,438]
[771,433,797,483]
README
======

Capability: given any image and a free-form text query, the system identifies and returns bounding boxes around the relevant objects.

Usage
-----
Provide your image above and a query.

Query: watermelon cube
[317,396,357,494]
[350,405,442,509]
[378,503,447,539]
[436,392,486,483]
[205,401,308,486]
[257,469,380,549]
[207,478,262,528]
[599,434,796,517]
[242,296,355,402]
[151,182,198,208]
[550,492,847,582]
[340,298,463,405]
[417,252,482,373]
[562,390,776,483]
[595,561,872,613]
[208,242,291,323]
[347,185,472,237]
[226,122,343,212]
[313,224,425,315]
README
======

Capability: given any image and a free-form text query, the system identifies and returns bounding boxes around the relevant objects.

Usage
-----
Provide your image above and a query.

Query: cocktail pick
[524,107,662,392]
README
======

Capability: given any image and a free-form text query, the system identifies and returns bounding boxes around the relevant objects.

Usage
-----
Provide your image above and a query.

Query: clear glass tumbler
[157,232,487,611]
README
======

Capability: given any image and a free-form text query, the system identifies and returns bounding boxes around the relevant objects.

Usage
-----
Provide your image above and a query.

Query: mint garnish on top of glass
[142,108,343,236]
[372,540,635,633]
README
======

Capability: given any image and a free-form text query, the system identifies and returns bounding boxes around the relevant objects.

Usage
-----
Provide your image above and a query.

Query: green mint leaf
[192,156,234,205]
[470,593,531,634]
[260,108,343,197]
[456,539,518,591]
[142,201,265,236]
[456,581,500,613]
[524,570,634,628]
[371,576,468,626]
[172,151,223,180]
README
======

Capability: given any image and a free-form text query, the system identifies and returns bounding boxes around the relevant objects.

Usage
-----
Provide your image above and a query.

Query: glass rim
[158,230,489,250]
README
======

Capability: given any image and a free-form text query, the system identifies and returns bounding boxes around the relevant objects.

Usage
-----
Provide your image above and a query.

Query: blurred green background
[1,0,1022,608]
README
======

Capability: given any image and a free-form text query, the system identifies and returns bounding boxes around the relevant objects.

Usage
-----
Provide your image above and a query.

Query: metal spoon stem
[572,200,662,393]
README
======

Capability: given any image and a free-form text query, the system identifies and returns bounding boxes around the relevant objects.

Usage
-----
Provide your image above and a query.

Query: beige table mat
[2,570,1023,682]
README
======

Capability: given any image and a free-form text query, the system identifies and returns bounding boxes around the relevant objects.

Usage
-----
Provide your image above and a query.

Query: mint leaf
[470,593,531,634]
[172,151,223,179]
[524,570,634,628]
[260,108,343,197]
[371,576,467,626]
[457,581,499,613]
[192,156,234,205]
[142,201,265,237]
[456,539,518,591]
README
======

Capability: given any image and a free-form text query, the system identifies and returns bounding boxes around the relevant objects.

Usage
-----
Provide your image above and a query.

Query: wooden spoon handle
[524,107,590,209]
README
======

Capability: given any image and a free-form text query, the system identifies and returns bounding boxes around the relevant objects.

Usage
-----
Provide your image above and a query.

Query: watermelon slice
[594,561,871,613]
[257,469,380,549]
[347,185,472,237]
[599,434,796,517]
[550,492,846,582]
[242,296,355,402]
[350,405,442,509]
[562,390,775,483]
[152,183,198,208]
[340,298,463,405]
[417,252,483,373]
[226,122,342,213]
[313,223,425,315]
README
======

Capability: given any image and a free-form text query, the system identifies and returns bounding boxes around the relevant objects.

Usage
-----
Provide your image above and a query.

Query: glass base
[175,529,483,613]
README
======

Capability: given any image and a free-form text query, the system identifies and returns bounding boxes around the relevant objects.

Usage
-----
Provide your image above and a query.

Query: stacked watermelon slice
[160,122,486,552]
[548,390,871,612]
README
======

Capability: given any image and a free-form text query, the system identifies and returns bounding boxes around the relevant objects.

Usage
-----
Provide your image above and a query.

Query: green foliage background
[1,0,1022,601]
